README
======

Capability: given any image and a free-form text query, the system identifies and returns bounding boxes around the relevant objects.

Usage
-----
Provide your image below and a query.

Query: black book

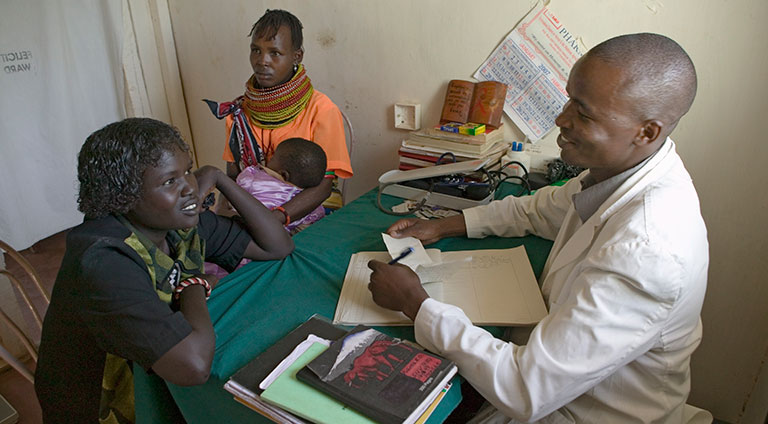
[296,325,458,424]
[226,315,348,397]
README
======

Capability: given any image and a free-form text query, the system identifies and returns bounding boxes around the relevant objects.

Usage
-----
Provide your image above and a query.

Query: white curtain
[0,0,124,250]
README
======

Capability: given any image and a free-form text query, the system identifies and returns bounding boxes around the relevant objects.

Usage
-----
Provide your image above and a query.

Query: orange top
[223,90,353,179]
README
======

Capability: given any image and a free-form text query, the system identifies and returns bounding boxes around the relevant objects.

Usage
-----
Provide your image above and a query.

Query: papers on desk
[382,234,474,284]
[224,315,347,423]
[334,241,548,326]
[382,234,435,269]
[224,315,453,424]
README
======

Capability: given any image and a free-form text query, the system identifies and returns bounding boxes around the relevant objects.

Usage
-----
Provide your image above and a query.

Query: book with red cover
[440,79,507,128]
[296,325,457,424]
[399,151,441,163]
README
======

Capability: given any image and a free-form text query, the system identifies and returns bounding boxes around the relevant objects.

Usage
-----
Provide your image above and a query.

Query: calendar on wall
[474,2,586,141]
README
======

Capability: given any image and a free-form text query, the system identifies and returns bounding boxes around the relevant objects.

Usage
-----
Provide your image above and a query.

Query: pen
[388,247,414,265]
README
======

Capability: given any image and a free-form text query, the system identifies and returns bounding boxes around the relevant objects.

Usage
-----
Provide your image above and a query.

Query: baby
[206,138,327,278]
[237,137,328,233]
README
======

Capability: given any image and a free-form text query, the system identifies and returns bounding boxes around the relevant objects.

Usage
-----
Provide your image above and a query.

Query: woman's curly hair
[77,118,189,219]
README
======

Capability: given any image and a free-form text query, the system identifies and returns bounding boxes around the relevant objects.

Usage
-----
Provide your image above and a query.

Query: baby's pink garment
[205,165,325,279]
[236,165,325,231]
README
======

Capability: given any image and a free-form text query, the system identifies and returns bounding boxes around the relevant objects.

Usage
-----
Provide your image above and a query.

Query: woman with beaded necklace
[205,9,353,227]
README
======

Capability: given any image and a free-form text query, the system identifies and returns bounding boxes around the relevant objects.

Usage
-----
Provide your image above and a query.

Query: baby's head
[266,138,327,188]
[77,117,190,219]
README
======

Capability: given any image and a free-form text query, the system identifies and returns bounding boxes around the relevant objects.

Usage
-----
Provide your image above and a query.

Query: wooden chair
[0,239,50,384]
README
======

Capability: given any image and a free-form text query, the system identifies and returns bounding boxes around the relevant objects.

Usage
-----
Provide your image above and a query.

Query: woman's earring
[293,64,299,73]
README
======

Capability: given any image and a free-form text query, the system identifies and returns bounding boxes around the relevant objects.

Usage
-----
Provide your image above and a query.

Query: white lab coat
[414,139,709,423]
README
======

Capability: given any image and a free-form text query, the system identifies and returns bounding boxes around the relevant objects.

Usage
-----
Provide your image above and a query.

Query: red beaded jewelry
[173,276,211,300]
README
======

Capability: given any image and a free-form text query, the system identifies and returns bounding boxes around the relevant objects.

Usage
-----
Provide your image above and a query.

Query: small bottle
[501,142,531,179]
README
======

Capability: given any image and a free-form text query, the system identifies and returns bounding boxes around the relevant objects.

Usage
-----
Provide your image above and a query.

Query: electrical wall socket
[394,103,421,130]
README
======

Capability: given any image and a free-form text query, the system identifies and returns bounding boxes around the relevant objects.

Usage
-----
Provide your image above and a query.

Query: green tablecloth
[134,183,553,423]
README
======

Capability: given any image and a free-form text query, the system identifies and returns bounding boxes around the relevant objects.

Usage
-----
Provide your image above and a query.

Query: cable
[494,161,531,196]
[546,159,584,183]
[376,181,434,216]
[435,152,457,165]
[496,175,531,197]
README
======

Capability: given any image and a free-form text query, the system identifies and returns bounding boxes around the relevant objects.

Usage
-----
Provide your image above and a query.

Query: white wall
[167,1,768,422]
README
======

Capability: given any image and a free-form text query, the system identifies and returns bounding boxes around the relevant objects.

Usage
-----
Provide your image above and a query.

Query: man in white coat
[368,33,708,423]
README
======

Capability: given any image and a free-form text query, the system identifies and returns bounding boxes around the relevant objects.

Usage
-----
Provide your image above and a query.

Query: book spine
[406,136,488,154]
[398,163,421,171]
[398,151,440,162]
[398,157,435,168]
[401,143,484,158]
[399,143,483,161]
[423,128,489,145]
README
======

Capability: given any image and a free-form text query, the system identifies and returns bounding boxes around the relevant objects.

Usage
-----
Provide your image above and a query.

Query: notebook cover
[297,325,457,424]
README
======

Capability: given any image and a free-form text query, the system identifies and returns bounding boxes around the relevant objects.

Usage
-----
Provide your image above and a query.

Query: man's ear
[635,120,663,146]
[279,169,290,182]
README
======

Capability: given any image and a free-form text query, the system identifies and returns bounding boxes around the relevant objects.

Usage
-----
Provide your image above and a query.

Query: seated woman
[205,9,353,226]
[34,118,293,423]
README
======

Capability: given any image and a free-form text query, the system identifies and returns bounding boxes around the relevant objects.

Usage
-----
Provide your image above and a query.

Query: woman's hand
[387,214,467,245]
[194,165,224,197]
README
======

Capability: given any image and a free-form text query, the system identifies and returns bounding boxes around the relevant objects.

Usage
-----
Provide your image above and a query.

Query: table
[134,183,553,423]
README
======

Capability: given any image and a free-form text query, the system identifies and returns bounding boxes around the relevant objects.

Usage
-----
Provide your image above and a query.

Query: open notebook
[334,243,548,326]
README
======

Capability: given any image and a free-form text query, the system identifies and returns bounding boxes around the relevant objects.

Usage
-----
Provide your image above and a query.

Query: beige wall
[167,1,768,422]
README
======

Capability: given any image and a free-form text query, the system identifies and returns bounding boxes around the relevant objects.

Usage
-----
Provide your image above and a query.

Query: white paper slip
[382,233,433,270]
[259,335,331,390]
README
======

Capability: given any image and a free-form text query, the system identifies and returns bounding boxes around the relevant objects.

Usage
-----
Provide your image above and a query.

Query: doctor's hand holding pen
[367,255,428,320]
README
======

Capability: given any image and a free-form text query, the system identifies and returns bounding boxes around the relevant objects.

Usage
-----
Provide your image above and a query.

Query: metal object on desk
[378,158,494,210]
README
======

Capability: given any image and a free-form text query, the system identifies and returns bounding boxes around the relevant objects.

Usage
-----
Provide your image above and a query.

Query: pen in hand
[388,247,415,265]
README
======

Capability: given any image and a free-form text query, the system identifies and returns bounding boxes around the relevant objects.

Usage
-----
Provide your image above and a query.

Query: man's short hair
[273,138,327,188]
[77,118,188,219]
[249,9,303,51]
[588,33,697,125]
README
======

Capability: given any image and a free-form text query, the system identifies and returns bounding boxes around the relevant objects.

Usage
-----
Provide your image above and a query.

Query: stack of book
[397,78,510,171]
[224,315,458,424]
[399,125,509,171]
